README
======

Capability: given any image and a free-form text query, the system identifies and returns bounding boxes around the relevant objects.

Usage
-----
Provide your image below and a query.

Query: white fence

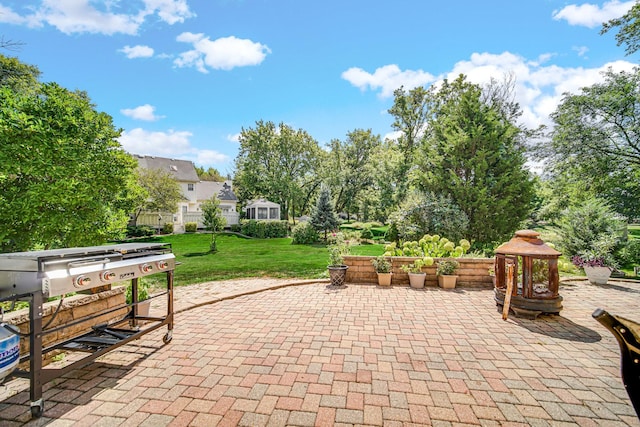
[135,211,239,231]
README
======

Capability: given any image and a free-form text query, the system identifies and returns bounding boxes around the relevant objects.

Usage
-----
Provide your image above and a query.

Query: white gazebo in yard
[244,199,281,220]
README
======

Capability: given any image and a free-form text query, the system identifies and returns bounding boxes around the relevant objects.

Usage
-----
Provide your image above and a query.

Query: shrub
[360,226,374,240]
[436,259,459,275]
[126,225,155,237]
[389,191,469,242]
[185,222,198,233]
[230,224,241,233]
[619,239,640,266]
[371,256,392,273]
[241,220,289,238]
[384,234,471,258]
[292,222,319,244]
[162,222,174,234]
[557,198,626,267]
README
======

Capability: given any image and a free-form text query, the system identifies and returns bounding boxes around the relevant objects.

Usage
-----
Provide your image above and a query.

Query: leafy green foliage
[201,195,226,252]
[185,222,198,233]
[234,120,323,220]
[162,223,174,234]
[371,256,392,273]
[133,167,183,224]
[291,222,319,245]
[541,67,640,220]
[389,190,469,242]
[400,257,433,274]
[601,2,640,56]
[416,75,534,246]
[324,129,382,218]
[0,79,139,251]
[126,225,156,238]
[195,165,226,182]
[436,259,459,276]
[240,220,288,238]
[557,198,627,267]
[384,234,470,258]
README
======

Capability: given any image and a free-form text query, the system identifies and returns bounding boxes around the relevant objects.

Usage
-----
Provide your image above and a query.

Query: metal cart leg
[29,291,44,418]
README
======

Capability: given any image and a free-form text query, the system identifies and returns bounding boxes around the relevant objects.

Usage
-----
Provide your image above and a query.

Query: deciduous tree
[234,121,323,220]
[202,195,226,252]
[541,66,640,220]
[601,1,640,55]
[131,168,184,225]
[0,80,139,251]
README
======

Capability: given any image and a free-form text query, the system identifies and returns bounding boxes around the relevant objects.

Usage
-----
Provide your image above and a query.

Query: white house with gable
[134,155,239,231]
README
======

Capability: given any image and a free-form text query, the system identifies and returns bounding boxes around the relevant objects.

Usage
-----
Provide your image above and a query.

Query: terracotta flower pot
[438,275,458,289]
[377,272,392,286]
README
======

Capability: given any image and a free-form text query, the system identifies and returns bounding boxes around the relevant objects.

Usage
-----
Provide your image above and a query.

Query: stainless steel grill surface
[0,243,175,298]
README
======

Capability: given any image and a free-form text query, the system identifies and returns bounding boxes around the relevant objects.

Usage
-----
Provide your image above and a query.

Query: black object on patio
[593,308,640,419]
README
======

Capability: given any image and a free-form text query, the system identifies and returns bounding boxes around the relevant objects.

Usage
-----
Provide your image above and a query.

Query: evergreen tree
[311,183,339,240]
[417,75,534,247]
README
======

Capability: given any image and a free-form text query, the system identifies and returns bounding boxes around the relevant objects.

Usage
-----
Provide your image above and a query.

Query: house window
[187,183,194,191]
[249,208,255,219]
[258,207,268,219]
[269,207,278,219]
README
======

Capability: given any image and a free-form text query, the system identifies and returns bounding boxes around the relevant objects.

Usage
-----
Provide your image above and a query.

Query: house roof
[197,180,238,202]
[245,198,280,209]
[134,155,199,182]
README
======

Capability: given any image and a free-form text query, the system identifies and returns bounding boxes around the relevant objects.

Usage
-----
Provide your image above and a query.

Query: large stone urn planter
[583,266,612,285]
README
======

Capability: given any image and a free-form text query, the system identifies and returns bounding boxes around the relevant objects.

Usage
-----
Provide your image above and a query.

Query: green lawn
[134,233,331,287]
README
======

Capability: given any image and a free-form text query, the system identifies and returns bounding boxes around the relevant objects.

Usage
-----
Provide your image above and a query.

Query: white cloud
[573,45,590,57]
[121,104,164,121]
[0,0,193,35]
[174,32,271,72]
[341,64,435,98]
[552,1,635,28]
[142,0,194,25]
[227,133,240,143]
[119,128,229,167]
[384,131,402,142]
[343,52,636,131]
[119,45,154,59]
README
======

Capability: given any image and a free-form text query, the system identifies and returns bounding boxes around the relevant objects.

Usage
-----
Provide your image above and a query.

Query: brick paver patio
[1,279,640,426]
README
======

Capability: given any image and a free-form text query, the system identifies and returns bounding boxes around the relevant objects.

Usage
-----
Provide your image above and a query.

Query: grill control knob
[101,271,116,282]
[74,275,91,287]
[140,263,153,274]
[157,260,169,270]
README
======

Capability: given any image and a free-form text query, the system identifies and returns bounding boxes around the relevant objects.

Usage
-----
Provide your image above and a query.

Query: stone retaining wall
[344,256,495,288]
[4,287,128,359]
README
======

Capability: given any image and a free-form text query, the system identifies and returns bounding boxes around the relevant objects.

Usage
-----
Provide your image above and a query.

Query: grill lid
[0,243,171,272]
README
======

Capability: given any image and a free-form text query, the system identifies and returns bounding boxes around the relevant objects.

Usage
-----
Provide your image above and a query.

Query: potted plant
[400,257,434,288]
[125,279,151,316]
[371,256,393,286]
[571,253,613,285]
[436,259,459,289]
[327,235,350,287]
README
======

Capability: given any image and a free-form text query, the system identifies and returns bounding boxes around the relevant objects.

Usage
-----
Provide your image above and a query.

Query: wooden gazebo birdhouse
[494,230,563,319]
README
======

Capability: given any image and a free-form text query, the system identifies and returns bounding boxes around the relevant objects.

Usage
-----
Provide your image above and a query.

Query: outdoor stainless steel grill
[0,242,176,418]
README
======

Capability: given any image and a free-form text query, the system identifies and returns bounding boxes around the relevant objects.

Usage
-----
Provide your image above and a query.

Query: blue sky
[0,0,637,175]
